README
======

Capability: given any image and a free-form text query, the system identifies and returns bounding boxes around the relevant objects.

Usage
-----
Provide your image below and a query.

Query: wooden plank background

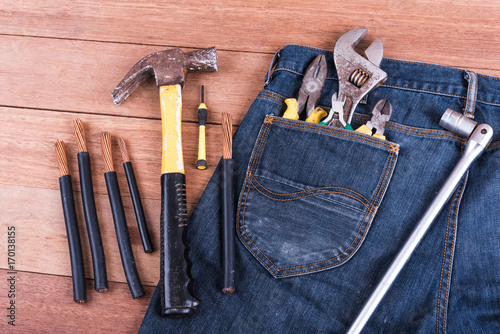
[0,1,499,333]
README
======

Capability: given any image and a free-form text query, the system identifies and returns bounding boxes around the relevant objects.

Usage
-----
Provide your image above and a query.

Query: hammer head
[112,47,218,106]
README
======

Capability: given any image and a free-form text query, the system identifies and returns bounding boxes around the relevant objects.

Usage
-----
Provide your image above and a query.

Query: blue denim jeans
[139,45,500,333]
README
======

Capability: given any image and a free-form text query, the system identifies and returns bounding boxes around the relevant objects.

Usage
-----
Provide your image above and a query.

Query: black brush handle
[222,159,235,293]
[59,175,87,303]
[123,161,153,253]
[160,173,200,317]
[77,152,108,292]
[105,171,144,299]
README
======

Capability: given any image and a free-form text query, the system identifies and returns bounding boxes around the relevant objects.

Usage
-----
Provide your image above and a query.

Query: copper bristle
[73,118,88,153]
[118,137,130,163]
[100,132,114,173]
[222,113,232,159]
[55,140,70,177]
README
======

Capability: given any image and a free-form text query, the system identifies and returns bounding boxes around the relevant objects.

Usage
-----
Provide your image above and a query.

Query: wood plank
[0,183,161,285]
[1,1,500,70]
[0,35,268,125]
[2,35,499,133]
[0,106,225,204]
[0,269,153,333]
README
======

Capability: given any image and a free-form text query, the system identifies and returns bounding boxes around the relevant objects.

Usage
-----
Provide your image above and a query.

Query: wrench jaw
[332,28,388,127]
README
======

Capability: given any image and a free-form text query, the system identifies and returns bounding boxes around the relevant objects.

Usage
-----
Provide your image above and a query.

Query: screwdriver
[196,85,208,170]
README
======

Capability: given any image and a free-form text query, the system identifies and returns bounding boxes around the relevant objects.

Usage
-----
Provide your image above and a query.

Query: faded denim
[139,45,500,333]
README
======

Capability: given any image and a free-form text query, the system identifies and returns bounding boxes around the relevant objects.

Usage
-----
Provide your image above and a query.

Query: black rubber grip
[77,152,108,292]
[198,107,207,126]
[222,159,235,293]
[59,175,87,303]
[160,173,200,317]
[105,171,145,299]
[196,159,207,169]
[123,162,153,253]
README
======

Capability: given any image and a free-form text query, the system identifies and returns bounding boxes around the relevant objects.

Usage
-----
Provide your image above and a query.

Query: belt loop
[264,49,282,85]
[463,70,478,119]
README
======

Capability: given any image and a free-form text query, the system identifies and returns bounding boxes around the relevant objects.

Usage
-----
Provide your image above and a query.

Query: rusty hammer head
[112,47,218,106]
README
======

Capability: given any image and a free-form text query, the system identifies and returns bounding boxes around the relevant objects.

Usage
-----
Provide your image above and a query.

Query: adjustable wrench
[323,28,388,128]
[347,109,493,333]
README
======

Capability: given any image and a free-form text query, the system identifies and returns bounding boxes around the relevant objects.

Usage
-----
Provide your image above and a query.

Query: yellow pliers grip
[305,106,328,123]
[283,98,299,120]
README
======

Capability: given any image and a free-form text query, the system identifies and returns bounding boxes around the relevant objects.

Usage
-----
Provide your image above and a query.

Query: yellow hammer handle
[160,84,184,174]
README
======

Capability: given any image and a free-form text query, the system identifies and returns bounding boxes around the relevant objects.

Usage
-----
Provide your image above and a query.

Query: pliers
[283,54,328,123]
[355,98,392,140]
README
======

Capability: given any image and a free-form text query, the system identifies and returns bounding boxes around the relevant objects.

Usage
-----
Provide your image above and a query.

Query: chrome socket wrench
[348,109,493,334]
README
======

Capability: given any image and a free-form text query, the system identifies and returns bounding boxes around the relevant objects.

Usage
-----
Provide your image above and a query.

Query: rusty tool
[322,28,387,128]
[347,109,493,333]
[112,47,218,317]
[283,54,328,122]
[355,99,393,140]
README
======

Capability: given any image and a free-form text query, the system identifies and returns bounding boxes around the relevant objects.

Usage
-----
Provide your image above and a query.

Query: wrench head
[333,28,388,125]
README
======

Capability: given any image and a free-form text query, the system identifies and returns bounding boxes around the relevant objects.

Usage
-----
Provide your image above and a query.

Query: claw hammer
[347,109,493,333]
[112,47,218,317]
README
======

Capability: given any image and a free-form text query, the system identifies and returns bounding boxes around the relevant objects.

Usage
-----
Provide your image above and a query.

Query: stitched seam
[251,174,371,204]
[246,177,373,271]
[249,120,272,173]
[436,187,456,334]
[260,90,286,100]
[258,93,284,105]
[272,150,396,276]
[443,175,466,333]
[465,73,472,117]
[250,177,371,211]
[271,117,396,151]
[239,115,397,276]
[241,120,280,271]
[488,141,500,150]
[259,91,286,102]
[266,145,395,274]
[351,114,467,143]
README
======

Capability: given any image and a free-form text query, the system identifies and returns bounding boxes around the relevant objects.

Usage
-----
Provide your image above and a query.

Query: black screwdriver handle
[160,173,200,318]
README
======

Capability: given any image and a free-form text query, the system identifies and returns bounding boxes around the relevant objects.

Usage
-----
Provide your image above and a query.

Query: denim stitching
[272,149,397,275]
[238,115,397,275]
[436,186,458,334]
[239,126,397,275]
[258,91,286,104]
[249,176,371,211]
[489,141,500,150]
[443,175,466,333]
[251,174,371,204]
[241,120,281,271]
[271,117,399,151]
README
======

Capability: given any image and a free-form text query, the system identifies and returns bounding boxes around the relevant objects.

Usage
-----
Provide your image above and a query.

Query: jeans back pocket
[237,116,400,278]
